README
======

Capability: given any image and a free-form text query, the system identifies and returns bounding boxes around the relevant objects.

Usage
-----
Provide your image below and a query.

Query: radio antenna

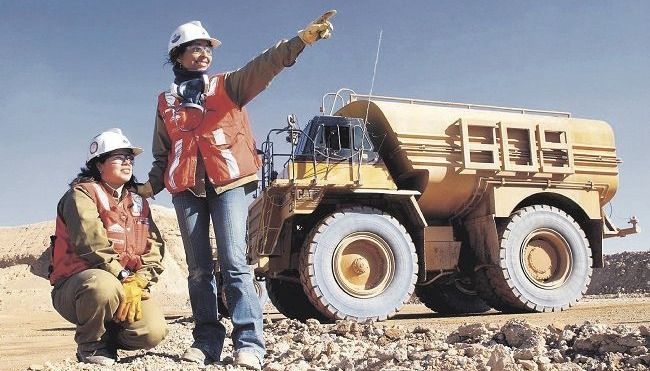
[357,29,383,185]
[364,29,383,125]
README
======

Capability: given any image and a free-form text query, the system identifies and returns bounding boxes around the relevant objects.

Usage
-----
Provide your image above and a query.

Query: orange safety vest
[158,74,262,193]
[49,182,151,285]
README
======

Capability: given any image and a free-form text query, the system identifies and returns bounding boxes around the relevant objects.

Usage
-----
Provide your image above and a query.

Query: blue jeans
[172,184,264,362]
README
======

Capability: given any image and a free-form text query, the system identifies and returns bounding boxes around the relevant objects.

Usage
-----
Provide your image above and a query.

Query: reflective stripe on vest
[158,73,261,193]
[167,139,183,191]
[91,183,111,210]
[49,182,151,285]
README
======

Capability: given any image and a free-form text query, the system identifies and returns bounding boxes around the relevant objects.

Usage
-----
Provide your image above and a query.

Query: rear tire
[300,207,417,321]
[480,205,592,312]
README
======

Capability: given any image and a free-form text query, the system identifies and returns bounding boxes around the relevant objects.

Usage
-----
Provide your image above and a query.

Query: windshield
[295,116,373,158]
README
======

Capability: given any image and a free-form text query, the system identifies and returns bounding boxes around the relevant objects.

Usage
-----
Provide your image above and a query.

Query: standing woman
[137,11,336,369]
[50,129,167,366]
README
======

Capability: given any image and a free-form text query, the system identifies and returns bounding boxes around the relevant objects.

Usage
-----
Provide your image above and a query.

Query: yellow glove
[135,182,154,199]
[298,10,337,45]
[115,273,148,323]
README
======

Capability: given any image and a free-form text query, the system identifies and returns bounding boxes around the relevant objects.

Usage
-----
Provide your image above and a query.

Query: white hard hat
[87,128,143,163]
[168,21,221,54]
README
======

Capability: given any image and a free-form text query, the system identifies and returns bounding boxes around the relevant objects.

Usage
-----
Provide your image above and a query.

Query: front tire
[482,205,592,312]
[300,207,417,322]
[266,277,329,322]
[216,273,268,318]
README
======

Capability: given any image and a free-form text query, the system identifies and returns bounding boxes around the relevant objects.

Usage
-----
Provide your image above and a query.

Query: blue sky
[1,1,647,252]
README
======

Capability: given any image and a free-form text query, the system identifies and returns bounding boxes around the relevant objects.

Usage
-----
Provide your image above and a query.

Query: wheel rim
[332,232,395,298]
[520,228,572,289]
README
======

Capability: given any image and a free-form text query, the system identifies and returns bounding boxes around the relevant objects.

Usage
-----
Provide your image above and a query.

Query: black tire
[300,207,418,321]
[416,276,492,314]
[266,277,329,323]
[473,268,524,313]
[480,205,592,312]
[216,273,269,318]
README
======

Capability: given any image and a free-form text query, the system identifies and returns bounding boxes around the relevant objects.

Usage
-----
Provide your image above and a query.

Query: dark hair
[69,151,138,188]
[166,41,192,68]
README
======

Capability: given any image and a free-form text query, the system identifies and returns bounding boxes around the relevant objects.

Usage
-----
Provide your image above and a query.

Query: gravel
[26,317,650,371]
[5,208,647,370]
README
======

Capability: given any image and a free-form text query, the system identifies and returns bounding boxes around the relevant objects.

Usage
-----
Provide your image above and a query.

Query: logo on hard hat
[89,141,98,154]
[171,33,181,43]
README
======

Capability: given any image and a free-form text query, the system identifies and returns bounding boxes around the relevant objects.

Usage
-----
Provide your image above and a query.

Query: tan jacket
[51,182,164,285]
[147,36,306,197]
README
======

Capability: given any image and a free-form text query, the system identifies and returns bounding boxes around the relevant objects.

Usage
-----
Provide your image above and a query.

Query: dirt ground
[1,297,649,371]
[1,205,647,370]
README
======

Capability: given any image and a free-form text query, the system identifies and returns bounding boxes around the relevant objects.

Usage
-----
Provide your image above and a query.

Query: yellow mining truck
[247,90,638,322]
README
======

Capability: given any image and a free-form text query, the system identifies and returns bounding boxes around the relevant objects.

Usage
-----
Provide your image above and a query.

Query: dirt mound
[587,251,650,295]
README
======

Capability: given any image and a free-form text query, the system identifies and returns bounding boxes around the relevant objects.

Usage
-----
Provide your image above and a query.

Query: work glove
[298,10,337,45]
[114,273,148,323]
[134,181,154,199]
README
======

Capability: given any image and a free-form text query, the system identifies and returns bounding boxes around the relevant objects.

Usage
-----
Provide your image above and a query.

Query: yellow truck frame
[248,90,639,322]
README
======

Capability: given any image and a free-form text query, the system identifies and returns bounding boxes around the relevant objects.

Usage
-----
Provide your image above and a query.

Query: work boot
[76,347,117,366]
[105,321,121,353]
[181,346,215,365]
[234,351,262,370]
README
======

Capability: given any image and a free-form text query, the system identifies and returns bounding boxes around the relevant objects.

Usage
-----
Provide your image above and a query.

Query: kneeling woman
[49,128,167,366]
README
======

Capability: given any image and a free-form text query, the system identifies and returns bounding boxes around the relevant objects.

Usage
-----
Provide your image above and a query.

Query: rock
[518,359,538,370]
[640,353,650,365]
[293,330,309,343]
[336,357,355,371]
[639,325,650,337]
[373,348,395,361]
[617,334,645,348]
[335,320,353,335]
[463,343,489,358]
[302,342,324,361]
[501,319,546,349]
[384,326,405,340]
[286,360,310,371]
[394,347,408,362]
[547,349,564,363]
[629,345,647,356]
[325,341,340,356]
[487,345,517,371]
[305,318,321,329]
[264,362,284,371]
[412,325,430,334]
[514,348,536,360]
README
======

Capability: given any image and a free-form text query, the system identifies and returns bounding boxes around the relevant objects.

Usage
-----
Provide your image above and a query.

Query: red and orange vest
[49,182,151,285]
[158,74,262,193]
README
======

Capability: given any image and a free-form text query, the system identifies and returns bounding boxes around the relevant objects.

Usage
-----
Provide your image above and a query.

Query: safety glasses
[187,44,213,55]
[108,154,135,164]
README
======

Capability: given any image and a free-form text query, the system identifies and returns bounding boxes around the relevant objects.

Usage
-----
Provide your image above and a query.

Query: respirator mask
[170,74,210,111]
